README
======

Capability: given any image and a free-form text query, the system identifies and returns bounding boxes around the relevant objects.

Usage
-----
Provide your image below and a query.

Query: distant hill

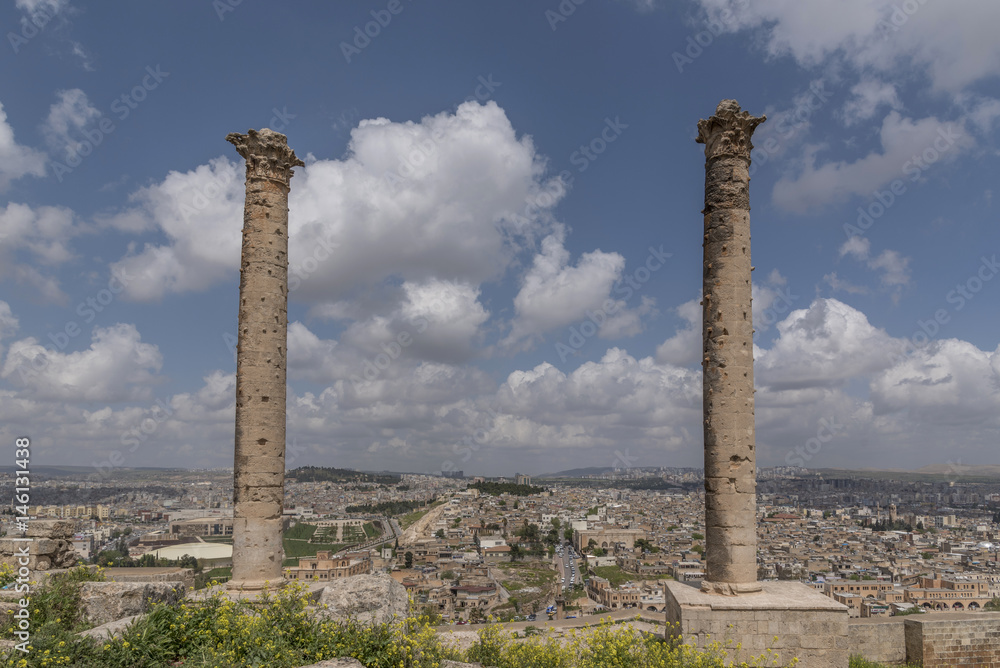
[913,463,1000,477]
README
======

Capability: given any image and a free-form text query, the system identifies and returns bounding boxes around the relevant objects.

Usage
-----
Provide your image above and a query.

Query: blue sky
[1,0,999,476]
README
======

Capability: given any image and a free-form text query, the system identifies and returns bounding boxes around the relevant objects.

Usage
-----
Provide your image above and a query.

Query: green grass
[849,656,920,668]
[591,566,637,587]
[363,521,378,538]
[284,522,318,540]
[201,536,233,544]
[399,509,429,529]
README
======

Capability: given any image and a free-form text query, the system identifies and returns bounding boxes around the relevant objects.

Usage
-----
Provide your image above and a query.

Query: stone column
[697,100,765,595]
[226,128,303,590]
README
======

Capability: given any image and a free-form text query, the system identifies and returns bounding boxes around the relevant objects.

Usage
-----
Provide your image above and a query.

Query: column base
[226,577,286,592]
[700,580,763,595]
[665,580,850,668]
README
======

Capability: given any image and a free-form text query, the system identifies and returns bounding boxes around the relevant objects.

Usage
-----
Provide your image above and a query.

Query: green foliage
[634,538,659,553]
[985,597,1000,611]
[849,656,921,668]
[469,481,545,497]
[404,551,414,568]
[691,533,704,541]
[287,466,400,484]
[346,499,431,516]
[284,522,318,540]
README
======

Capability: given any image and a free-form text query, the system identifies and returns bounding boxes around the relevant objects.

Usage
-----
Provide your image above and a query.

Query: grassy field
[282,524,346,565]
[590,565,640,587]
[399,509,430,530]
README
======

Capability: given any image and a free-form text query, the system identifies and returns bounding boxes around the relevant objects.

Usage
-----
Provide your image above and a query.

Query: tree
[441,570,455,581]
[551,518,561,530]
[563,527,574,543]
[435,529,446,539]
[404,551,413,568]
[510,544,523,562]
[691,544,704,554]
[691,532,704,540]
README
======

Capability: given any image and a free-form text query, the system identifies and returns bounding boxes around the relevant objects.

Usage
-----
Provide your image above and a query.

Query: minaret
[697,100,765,595]
[226,128,303,590]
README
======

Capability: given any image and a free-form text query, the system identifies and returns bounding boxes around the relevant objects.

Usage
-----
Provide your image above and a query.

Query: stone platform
[664,580,850,668]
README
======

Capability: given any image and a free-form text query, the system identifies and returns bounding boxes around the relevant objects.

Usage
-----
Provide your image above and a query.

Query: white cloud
[693,0,1000,92]
[1,323,162,402]
[0,203,82,303]
[111,101,561,303]
[772,112,969,213]
[109,157,245,300]
[0,102,46,188]
[41,89,101,159]
[656,297,700,366]
[502,229,628,349]
[838,236,911,290]
[756,298,897,390]
[871,340,1000,425]
[841,78,901,126]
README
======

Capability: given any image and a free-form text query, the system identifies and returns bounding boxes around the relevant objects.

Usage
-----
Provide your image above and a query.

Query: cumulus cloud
[756,298,897,390]
[656,297,700,366]
[502,229,628,349]
[772,112,970,213]
[1,323,162,402]
[841,79,901,126]
[693,0,1000,92]
[41,89,101,159]
[838,236,911,291]
[0,102,46,188]
[111,101,560,304]
[0,203,82,303]
[870,340,1000,425]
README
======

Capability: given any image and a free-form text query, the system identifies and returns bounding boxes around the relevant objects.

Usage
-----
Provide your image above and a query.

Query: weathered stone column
[226,128,303,590]
[697,100,765,595]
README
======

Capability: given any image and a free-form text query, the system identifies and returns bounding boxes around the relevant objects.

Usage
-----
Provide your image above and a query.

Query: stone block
[80,581,186,626]
[664,580,850,668]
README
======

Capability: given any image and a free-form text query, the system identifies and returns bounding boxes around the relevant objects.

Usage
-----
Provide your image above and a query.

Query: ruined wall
[904,615,1000,668]
[0,519,77,571]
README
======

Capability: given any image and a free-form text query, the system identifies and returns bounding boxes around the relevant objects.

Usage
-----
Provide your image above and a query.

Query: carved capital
[696,99,765,162]
[227,128,304,184]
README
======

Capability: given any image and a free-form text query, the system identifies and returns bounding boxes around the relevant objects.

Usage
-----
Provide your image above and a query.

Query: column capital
[696,99,765,162]
[227,128,304,184]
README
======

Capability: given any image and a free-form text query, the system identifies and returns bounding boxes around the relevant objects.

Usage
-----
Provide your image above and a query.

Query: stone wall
[0,519,77,571]
[848,617,907,665]
[848,613,1000,666]
[904,614,1000,667]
